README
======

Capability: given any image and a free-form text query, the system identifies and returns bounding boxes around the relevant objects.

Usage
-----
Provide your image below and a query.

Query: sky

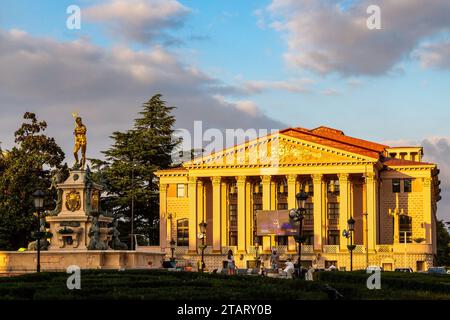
[0,0,450,220]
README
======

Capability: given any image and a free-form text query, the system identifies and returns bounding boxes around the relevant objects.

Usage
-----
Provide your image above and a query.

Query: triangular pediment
[184,133,378,168]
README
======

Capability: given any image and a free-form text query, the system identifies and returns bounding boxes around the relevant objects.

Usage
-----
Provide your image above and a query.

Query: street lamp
[289,190,309,278]
[32,190,45,273]
[198,221,207,272]
[169,239,176,263]
[343,217,356,271]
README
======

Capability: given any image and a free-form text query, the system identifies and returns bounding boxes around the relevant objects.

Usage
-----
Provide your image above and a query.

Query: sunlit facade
[156,127,441,271]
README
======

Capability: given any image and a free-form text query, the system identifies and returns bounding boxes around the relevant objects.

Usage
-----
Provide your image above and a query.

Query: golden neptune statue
[72,113,87,170]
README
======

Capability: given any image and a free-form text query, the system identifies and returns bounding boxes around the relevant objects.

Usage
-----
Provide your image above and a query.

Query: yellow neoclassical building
[156,126,441,271]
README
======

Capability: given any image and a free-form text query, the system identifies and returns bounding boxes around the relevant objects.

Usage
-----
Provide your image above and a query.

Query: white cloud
[235,100,261,117]
[242,78,315,94]
[84,0,191,44]
[253,9,266,29]
[416,41,450,70]
[0,29,285,161]
[321,88,340,96]
[264,0,450,76]
[422,137,450,221]
[347,78,363,87]
[382,136,450,221]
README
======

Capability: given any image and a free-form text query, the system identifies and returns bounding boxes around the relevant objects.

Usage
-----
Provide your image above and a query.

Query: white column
[423,177,432,244]
[287,174,297,251]
[312,174,323,251]
[261,175,272,252]
[212,176,222,252]
[159,183,168,251]
[237,176,247,253]
[339,173,350,251]
[188,176,197,253]
[366,172,377,252]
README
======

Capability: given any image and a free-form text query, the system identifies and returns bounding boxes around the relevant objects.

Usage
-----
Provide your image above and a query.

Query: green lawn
[0,270,449,300]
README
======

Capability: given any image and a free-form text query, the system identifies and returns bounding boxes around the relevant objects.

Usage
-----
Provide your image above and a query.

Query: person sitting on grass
[227,250,236,275]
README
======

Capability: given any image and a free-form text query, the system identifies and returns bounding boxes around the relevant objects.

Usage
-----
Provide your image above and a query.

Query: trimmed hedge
[0,270,449,300]
[317,271,450,293]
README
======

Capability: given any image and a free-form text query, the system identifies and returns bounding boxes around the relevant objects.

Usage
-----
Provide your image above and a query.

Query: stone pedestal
[46,169,113,251]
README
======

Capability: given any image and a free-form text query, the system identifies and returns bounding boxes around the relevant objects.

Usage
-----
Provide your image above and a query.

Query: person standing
[270,250,280,270]
[227,250,236,275]
[306,265,315,281]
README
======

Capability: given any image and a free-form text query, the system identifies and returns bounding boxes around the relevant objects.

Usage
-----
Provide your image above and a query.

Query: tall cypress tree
[99,94,178,245]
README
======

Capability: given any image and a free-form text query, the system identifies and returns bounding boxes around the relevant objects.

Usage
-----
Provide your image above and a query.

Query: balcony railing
[174,246,189,254]
[393,243,433,254]
[323,245,339,253]
[376,245,393,253]
[302,245,314,254]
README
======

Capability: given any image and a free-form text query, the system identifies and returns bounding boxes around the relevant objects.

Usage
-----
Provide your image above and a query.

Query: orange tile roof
[280,127,384,159]
[309,126,388,152]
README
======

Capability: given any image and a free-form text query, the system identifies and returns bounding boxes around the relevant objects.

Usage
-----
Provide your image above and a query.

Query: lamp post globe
[296,190,308,209]
[347,217,355,232]
[289,209,297,220]
[32,190,45,210]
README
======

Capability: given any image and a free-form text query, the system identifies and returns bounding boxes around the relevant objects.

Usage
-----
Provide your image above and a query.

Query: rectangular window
[399,231,412,243]
[276,236,288,245]
[303,230,314,245]
[327,230,340,245]
[229,231,238,246]
[229,204,238,245]
[253,203,262,245]
[277,202,288,210]
[399,215,412,243]
[392,179,401,193]
[176,184,185,197]
[404,179,412,193]
[327,202,339,221]
[176,219,189,246]
[304,203,314,226]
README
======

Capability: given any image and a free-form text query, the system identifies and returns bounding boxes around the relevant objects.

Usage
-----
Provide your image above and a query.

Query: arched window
[177,219,189,246]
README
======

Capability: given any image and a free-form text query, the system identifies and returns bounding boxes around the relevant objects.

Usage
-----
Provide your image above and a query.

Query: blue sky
[1,0,449,140]
[1,0,450,218]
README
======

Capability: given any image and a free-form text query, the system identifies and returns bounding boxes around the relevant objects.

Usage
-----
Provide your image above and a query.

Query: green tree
[0,112,65,250]
[95,94,178,246]
[436,219,450,266]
